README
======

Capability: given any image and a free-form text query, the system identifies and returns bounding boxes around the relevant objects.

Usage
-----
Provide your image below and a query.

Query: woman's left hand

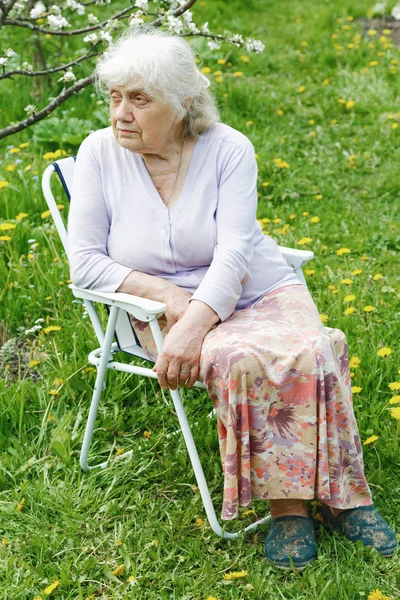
[153,319,204,390]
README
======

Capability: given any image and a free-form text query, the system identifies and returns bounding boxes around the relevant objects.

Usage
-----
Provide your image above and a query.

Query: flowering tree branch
[0,46,100,80]
[0,0,265,140]
[0,75,93,140]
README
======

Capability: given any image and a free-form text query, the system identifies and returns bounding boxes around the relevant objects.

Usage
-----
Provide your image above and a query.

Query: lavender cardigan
[68,122,302,321]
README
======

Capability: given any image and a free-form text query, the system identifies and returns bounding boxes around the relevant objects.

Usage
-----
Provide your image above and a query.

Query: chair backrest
[42,157,151,360]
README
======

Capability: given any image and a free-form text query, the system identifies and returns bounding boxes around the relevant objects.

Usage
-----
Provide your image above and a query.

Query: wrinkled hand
[152,319,204,390]
[163,285,192,331]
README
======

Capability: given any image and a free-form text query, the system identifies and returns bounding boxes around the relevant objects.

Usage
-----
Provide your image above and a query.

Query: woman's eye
[134,96,148,105]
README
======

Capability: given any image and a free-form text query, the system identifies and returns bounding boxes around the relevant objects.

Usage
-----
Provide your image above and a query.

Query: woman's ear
[183,97,193,110]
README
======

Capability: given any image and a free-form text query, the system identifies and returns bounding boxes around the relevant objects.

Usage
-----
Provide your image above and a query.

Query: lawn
[0,0,399,598]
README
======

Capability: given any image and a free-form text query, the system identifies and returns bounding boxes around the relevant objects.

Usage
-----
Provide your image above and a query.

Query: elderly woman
[68,28,397,570]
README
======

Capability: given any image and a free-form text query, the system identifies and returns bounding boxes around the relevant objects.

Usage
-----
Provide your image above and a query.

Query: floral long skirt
[130,283,373,521]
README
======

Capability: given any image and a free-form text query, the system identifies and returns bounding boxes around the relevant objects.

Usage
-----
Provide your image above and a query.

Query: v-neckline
[138,135,201,211]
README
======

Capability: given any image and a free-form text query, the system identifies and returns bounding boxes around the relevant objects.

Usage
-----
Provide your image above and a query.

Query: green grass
[0,0,400,598]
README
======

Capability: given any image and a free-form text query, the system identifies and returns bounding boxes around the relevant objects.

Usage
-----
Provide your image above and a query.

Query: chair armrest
[69,284,166,322]
[277,245,314,270]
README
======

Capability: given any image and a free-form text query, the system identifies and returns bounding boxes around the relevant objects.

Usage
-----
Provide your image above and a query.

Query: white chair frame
[42,157,314,539]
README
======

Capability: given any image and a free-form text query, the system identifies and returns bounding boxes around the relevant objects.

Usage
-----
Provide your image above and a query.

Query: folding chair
[42,156,314,539]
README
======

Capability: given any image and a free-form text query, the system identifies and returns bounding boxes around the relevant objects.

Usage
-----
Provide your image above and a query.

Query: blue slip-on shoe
[264,515,317,570]
[318,504,398,557]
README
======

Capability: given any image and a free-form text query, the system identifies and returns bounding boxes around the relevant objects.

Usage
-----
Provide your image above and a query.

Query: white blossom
[207,39,221,50]
[183,10,193,24]
[21,62,33,71]
[373,2,386,14]
[229,33,244,47]
[135,0,148,10]
[24,105,37,116]
[50,4,62,14]
[129,15,144,27]
[167,15,183,34]
[88,13,99,24]
[29,1,46,19]
[99,30,113,44]
[66,0,85,15]
[245,38,265,53]
[47,14,70,29]
[201,22,210,34]
[6,48,16,58]
[59,68,76,83]
[392,2,400,19]
[25,324,42,334]
[83,32,99,44]
[0,57,8,66]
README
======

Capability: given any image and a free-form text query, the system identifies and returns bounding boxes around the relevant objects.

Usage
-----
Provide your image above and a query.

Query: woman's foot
[264,515,317,570]
[318,504,399,557]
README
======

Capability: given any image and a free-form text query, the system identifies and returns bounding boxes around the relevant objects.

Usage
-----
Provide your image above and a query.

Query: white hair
[95,27,220,138]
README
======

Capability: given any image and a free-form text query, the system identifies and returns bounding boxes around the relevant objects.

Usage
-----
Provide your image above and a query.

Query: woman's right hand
[162,284,192,330]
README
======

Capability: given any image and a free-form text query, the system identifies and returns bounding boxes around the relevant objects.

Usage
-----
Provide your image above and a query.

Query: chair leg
[80,305,120,472]
[169,388,272,539]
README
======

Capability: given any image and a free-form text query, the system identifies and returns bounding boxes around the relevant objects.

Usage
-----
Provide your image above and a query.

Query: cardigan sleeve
[67,135,133,291]
[190,140,258,321]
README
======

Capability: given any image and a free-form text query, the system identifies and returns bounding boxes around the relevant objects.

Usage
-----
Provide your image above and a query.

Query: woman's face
[109,85,182,155]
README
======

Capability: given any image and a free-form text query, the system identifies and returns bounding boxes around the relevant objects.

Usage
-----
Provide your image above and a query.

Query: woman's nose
[115,98,133,122]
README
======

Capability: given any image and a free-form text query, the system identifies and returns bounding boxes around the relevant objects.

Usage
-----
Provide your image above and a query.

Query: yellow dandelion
[344,294,356,302]
[289,214,296,219]
[351,269,362,276]
[392,123,398,130]
[240,55,250,62]
[369,61,379,67]
[349,356,361,369]
[389,396,400,405]
[297,237,312,245]
[234,71,243,77]
[112,564,125,576]
[217,59,226,65]
[302,211,309,216]
[16,498,25,511]
[261,181,270,187]
[276,109,283,116]
[0,223,16,231]
[15,212,28,220]
[320,314,328,323]
[48,390,59,396]
[305,269,316,275]
[19,142,29,148]
[388,382,400,391]
[242,509,256,517]
[215,76,223,83]
[29,360,40,368]
[206,597,220,600]
[115,447,125,456]
[310,216,320,223]
[336,247,351,255]
[34,597,43,600]
[6,164,16,172]
[41,210,51,219]
[389,407,400,420]
[223,570,248,580]
[364,435,379,445]
[2,538,8,546]
[195,517,204,527]
[43,325,61,334]
[143,430,152,438]
[337,98,346,105]
[128,576,137,584]
[297,85,305,93]
[246,120,253,126]
[368,29,377,36]
[341,278,353,285]
[346,100,355,109]
[0,181,9,189]
[43,152,56,160]
[309,119,315,125]
[377,347,392,357]
[344,307,357,315]
[0,236,12,241]
[351,386,362,393]
[363,305,376,312]
[44,580,60,595]
[315,194,323,200]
